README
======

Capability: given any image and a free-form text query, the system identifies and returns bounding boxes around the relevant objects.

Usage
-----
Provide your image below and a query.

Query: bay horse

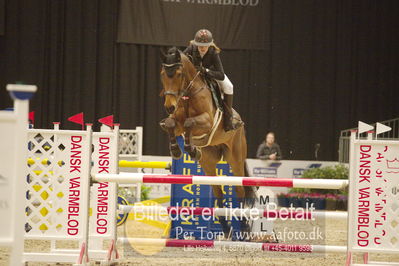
[159,47,255,239]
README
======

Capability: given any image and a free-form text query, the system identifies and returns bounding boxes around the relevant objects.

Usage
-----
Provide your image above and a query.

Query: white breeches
[216,74,234,95]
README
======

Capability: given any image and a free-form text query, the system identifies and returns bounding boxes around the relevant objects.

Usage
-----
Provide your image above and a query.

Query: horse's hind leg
[223,129,255,240]
[199,146,232,239]
[225,151,252,209]
[226,128,256,201]
[223,128,249,204]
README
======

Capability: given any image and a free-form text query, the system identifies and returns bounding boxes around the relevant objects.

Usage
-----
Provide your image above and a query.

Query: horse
[159,47,255,239]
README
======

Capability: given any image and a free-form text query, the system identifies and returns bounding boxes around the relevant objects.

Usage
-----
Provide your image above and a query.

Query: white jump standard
[0,84,37,266]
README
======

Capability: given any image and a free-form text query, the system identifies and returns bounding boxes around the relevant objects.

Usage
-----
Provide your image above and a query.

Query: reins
[162,62,202,116]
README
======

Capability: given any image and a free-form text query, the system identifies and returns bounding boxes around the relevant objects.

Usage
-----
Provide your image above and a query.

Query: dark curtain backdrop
[117,0,271,50]
[0,0,4,35]
[1,0,398,161]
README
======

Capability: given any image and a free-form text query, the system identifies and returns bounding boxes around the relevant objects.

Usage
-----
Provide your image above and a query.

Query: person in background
[256,132,282,160]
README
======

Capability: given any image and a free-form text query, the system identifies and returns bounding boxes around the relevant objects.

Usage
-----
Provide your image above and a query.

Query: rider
[183,29,238,131]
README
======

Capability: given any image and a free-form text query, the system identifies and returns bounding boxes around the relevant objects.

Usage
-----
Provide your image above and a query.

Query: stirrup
[224,119,234,131]
[233,117,244,128]
[224,117,243,131]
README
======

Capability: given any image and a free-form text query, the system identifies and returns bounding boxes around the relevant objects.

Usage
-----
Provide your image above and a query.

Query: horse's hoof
[184,144,193,153]
[164,117,176,129]
[183,118,195,129]
[218,217,232,240]
[170,150,183,160]
[170,143,182,160]
[193,149,202,161]
[229,218,252,241]
[187,147,202,161]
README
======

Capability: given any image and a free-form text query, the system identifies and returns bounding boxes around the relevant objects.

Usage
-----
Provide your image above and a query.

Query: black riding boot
[223,94,235,131]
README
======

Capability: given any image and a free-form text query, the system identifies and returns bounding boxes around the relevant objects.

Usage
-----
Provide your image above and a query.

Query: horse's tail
[243,160,257,208]
[244,160,249,177]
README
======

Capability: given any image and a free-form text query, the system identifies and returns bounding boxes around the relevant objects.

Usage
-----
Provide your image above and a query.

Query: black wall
[1,0,398,160]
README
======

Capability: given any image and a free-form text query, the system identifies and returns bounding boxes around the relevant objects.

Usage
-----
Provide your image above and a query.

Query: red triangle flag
[98,115,114,128]
[28,111,35,125]
[68,112,84,126]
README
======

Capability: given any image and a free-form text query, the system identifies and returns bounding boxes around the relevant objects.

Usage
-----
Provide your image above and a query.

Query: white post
[12,89,31,265]
[1,84,37,265]
[53,122,60,130]
[367,131,373,140]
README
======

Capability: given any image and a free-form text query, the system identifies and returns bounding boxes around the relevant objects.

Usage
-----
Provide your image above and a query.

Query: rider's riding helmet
[193,29,213,47]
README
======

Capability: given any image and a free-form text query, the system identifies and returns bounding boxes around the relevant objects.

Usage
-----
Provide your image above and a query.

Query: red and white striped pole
[118,205,348,220]
[94,173,348,190]
[119,238,347,254]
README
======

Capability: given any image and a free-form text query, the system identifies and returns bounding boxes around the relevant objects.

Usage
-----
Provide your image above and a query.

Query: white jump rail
[94,173,349,190]
[0,84,36,265]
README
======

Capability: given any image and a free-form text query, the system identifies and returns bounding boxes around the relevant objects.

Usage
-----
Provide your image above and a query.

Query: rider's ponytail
[211,43,221,53]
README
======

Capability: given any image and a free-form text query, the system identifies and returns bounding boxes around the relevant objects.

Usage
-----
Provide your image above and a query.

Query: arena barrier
[0,84,37,266]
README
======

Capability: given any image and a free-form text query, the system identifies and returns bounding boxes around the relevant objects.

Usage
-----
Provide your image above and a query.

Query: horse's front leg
[161,116,183,159]
[183,112,212,161]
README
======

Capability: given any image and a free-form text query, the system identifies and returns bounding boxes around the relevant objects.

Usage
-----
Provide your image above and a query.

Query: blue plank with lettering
[170,136,240,240]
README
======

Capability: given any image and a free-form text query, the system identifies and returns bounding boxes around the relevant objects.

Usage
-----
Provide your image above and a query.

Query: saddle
[204,78,243,130]
[204,78,224,111]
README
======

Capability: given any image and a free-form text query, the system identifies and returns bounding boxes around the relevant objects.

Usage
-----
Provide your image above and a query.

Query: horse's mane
[179,51,197,76]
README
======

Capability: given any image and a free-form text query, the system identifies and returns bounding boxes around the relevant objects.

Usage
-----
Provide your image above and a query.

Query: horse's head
[160,47,189,115]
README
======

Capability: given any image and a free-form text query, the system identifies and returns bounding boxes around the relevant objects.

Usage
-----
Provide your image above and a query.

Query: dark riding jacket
[183,44,225,81]
[256,142,282,160]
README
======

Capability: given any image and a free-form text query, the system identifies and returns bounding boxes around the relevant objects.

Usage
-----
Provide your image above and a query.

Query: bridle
[162,62,201,109]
